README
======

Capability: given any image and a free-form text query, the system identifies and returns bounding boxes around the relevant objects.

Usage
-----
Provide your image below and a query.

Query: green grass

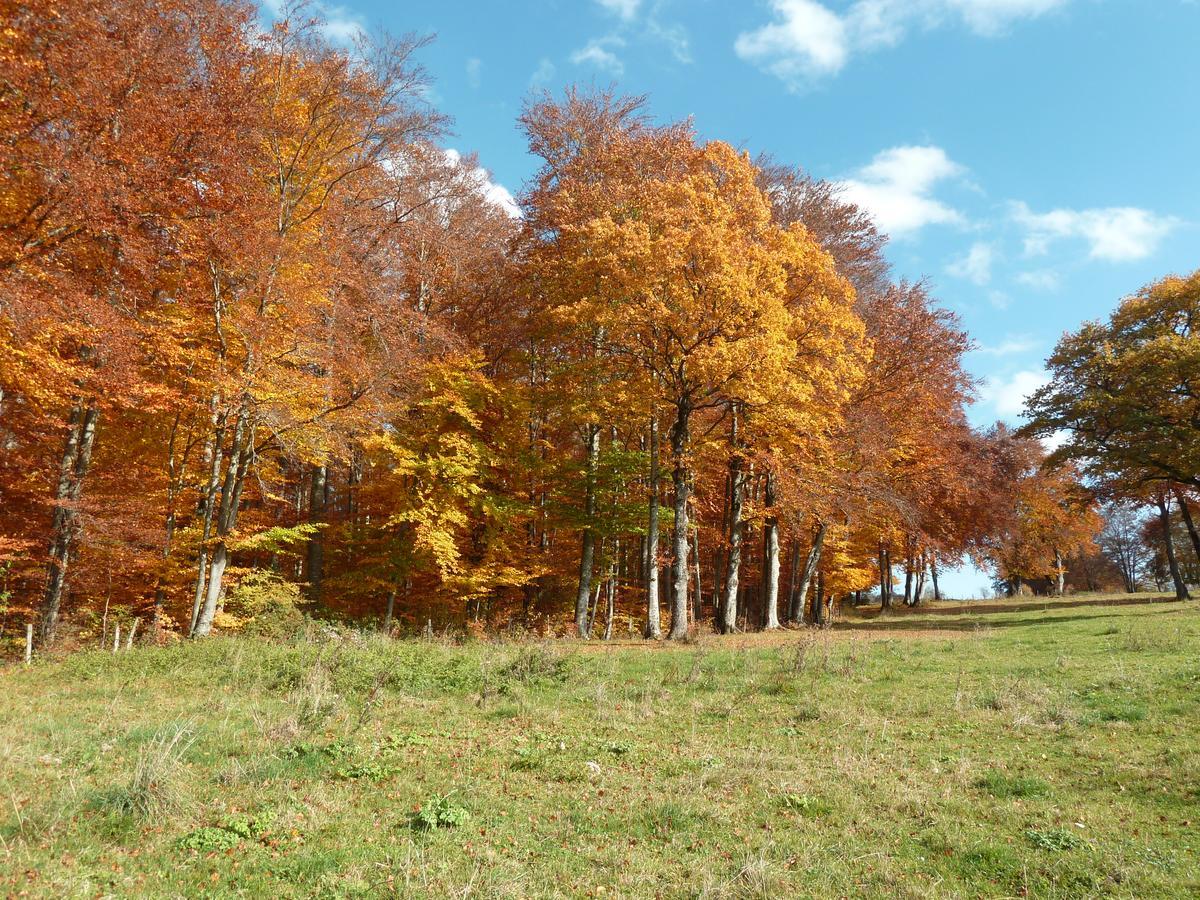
[1,596,1199,897]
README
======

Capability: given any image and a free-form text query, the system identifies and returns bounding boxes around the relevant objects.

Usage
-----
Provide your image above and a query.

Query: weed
[336,760,396,781]
[777,793,831,818]
[411,793,469,830]
[1025,827,1086,851]
[177,826,242,852]
[178,811,275,851]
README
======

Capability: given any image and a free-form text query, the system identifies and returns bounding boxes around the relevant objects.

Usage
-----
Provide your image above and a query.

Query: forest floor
[2,594,1198,898]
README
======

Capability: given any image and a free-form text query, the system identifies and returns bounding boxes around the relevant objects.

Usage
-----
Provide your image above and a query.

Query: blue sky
[285,0,1198,596]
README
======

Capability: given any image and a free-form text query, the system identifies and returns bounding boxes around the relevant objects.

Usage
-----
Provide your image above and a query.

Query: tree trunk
[720,461,746,634]
[794,522,826,624]
[1172,486,1200,562]
[193,406,253,637]
[879,547,892,609]
[603,547,616,641]
[930,555,941,601]
[39,402,99,644]
[1156,494,1191,600]
[903,551,914,607]
[383,589,396,633]
[813,571,826,627]
[762,473,780,630]
[189,401,226,635]
[575,424,600,638]
[305,464,328,603]
[644,416,661,639]
[786,538,802,624]
[667,400,691,640]
[690,508,703,626]
[1053,548,1065,597]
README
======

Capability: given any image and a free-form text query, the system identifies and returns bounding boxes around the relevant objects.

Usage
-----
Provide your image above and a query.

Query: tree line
[1,0,1192,650]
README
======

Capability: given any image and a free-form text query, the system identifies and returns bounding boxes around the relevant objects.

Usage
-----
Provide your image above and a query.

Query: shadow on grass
[833,598,1189,634]
[850,594,1180,620]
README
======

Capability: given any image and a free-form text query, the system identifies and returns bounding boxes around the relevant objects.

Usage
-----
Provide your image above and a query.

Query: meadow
[2,594,1198,898]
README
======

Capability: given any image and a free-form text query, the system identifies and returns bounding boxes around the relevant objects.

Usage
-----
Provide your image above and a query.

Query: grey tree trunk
[1053,548,1065,596]
[40,402,99,644]
[720,407,745,635]
[667,401,691,640]
[794,523,827,624]
[193,406,253,637]
[189,401,226,635]
[305,464,328,603]
[762,472,780,630]
[720,467,745,634]
[644,416,661,639]
[575,424,600,638]
[930,555,941,601]
[1156,494,1191,600]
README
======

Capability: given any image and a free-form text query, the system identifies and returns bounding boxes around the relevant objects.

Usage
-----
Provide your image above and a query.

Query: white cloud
[595,0,641,20]
[530,58,556,86]
[571,37,626,75]
[1011,201,1179,262]
[483,182,520,220]
[734,0,848,80]
[837,145,966,237]
[444,149,521,219]
[736,0,1069,86]
[947,241,995,285]
[1016,269,1061,291]
[980,368,1049,418]
[319,5,366,44]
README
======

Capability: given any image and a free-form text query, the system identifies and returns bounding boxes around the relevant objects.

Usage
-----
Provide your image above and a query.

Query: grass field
[2,594,1198,898]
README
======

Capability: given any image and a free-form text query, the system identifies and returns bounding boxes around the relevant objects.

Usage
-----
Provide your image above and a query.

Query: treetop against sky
[282,0,1196,426]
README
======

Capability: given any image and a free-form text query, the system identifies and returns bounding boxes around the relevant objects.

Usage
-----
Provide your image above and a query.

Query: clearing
[2,594,1198,897]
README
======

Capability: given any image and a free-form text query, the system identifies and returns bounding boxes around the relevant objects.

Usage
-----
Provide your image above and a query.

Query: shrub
[220,570,306,638]
[495,646,572,690]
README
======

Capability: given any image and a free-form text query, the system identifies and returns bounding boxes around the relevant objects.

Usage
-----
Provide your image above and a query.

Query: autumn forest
[3,0,1199,657]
